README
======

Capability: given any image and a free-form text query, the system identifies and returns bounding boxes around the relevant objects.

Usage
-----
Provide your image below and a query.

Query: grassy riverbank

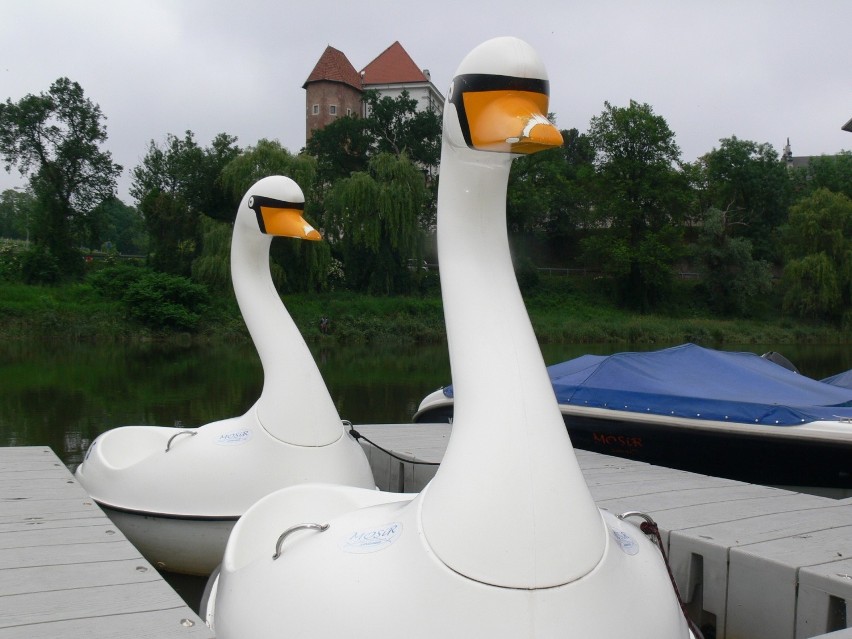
[0,277,847,346]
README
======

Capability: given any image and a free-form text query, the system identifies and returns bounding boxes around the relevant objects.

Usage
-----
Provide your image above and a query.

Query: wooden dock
[2,431,851,639]
[0,446,212,639]
[356,423,852,639]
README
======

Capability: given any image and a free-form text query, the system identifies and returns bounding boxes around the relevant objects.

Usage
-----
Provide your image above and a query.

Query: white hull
[100,506,237,576]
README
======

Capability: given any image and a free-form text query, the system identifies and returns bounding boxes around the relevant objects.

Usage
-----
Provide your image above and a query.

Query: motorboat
[415,343,852,492]
[75,176,375,576]
[204,37,695,638]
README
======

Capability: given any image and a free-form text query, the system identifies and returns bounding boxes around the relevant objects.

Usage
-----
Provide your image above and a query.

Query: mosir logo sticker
[611,528,640,556]
[341,522,403,554]
[214,428,252,446]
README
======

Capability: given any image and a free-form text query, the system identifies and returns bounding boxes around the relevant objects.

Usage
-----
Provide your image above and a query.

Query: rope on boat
[618,511,705,639]
[344,422,440,466]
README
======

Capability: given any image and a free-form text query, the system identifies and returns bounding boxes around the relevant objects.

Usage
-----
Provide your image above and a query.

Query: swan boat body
[75,176,375,576]
[205,38,694,637]
[414,343,852,492]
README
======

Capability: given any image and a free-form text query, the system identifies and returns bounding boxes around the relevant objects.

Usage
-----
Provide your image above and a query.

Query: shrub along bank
[0,267,846,346]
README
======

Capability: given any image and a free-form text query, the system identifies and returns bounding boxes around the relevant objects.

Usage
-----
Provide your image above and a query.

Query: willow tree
[325,153,425,294]
[781,188,852,325]
[217,139,329,293]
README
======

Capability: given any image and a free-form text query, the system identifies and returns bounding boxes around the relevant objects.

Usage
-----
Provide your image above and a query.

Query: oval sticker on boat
[611,527,640,556]
[341,522,403,554]
[214,428,252,446]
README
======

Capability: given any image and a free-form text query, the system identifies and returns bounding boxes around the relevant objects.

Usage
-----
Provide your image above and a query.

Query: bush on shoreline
[0,275,847,346]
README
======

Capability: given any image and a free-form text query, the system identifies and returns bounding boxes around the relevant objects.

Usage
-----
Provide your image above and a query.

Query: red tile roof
[360,41,428,85]
[303,45,362,91]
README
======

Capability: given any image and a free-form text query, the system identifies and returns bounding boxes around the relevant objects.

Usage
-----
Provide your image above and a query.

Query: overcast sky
[2,0,850,203]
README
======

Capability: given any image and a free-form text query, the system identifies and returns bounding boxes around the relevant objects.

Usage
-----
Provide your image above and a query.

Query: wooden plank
[0,538,141,570]
[0,581,189,628]
[0,447,55,462]
[0,497,99,521]
[0,515,105,534]
[0,462,69,475]
[601,492,837,532]
[0,559,160,596]
[0,609,213,639]
[0,522,125,550]
[1,478,85,500]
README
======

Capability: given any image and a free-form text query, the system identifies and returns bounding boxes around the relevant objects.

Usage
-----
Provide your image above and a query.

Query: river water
[2,338,850,468]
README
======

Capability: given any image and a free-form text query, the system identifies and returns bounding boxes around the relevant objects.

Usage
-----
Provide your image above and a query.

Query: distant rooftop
[360,41,431,85]
[303,45,361,91]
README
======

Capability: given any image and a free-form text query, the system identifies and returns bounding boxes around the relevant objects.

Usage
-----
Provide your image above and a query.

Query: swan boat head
[420,35,606,590]
[231,176,345,447]
[235,175,320,243]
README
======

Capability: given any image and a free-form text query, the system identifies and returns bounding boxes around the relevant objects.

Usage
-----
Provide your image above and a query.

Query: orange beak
[248,194,322,241]
[258,206,321,241]
[463,90,563,154]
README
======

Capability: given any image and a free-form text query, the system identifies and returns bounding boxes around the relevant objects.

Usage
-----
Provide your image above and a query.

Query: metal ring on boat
[273,523,330,560]
[165,430,197,452]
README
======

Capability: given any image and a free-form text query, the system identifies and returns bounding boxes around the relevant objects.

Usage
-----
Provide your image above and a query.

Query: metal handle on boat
[617,511,657,526]
[165,430,197,452]
[273,523,330,560]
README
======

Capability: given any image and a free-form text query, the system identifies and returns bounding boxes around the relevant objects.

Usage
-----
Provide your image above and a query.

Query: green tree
[692,207,772,315]
[90,197,147,255]
[325,153,426,294]
[583,100,690,310]
[780,188,852,325]
[0,77,122,278]
[507,127,595,265]
[220,139,317,206]
[790,150,852,200]
[697,136,791,262]
[131,131,240,275]
[0,188,36,241]
[363,90,441,170]
[305,90,441,231]
[305,115,372,186]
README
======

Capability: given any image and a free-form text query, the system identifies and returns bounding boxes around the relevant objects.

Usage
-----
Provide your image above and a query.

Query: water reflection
[1,339,850,468]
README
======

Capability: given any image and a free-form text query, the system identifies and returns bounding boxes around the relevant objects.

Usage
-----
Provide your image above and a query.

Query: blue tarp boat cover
[823,369,852,390]
[443,343,852,427]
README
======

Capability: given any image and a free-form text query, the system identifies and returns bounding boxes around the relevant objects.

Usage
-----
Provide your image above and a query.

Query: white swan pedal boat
[75,176,375,576]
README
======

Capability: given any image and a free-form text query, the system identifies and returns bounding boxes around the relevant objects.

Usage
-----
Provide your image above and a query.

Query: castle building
[303,41,443,143]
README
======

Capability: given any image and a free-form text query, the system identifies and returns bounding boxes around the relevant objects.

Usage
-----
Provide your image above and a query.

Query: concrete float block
[726,524,852,639]
[796,558,852,638]
[601,490,826,558]
[810,629,852,639]
[667,502,852,638]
